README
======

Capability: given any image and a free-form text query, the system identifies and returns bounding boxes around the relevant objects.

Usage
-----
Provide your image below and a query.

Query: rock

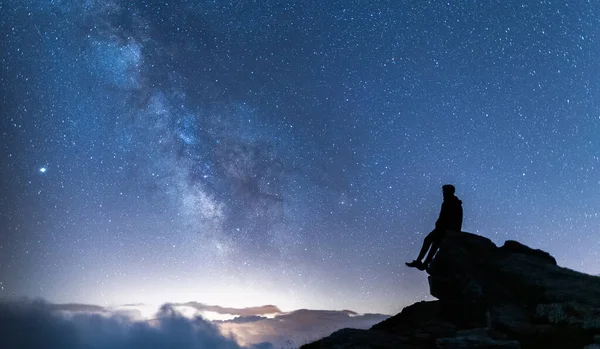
[488,304,536,335]
[535,302,600,330]
[301,233,600,349]
[499,240,556,265]
[371,301,456,348]
[428,232,600,307]
[302,328,416,349]
[372,301,456,337]
[436,328,521,349]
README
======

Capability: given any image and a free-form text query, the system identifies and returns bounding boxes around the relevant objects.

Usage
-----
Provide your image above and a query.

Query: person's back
[436,192,462,232]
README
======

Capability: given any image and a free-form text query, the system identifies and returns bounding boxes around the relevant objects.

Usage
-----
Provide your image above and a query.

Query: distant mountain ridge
[169,302,282,317]
[218,308,389,347]
[48,303,108,313]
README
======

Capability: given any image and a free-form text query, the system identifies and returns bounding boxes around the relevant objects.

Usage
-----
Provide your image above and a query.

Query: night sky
[1,0,599,315]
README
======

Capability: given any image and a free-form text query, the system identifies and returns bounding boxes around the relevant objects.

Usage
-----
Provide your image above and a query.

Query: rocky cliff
[301,232,600,349]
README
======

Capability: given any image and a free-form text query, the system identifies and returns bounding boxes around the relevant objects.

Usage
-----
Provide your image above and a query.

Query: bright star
[39,167,47,173]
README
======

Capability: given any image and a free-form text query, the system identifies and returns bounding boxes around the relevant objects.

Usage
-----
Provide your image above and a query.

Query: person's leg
[422,229,445,266]
[415,229,436,262]
[423,238,441,266]
[406,229,439,268]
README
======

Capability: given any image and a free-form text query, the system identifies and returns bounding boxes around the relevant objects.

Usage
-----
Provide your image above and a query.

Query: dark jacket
[435,195,463,231]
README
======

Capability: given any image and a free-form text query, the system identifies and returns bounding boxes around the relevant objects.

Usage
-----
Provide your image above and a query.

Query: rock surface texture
[301,232,600,349]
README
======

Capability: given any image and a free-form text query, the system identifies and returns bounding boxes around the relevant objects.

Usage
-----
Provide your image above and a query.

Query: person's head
[442,184,455,198]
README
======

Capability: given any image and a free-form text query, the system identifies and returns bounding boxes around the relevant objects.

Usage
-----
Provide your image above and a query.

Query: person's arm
[457,203,463,231]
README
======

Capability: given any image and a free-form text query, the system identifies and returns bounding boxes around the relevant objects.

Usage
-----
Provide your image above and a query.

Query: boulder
[302,232,600,349]
[428,232,600,307]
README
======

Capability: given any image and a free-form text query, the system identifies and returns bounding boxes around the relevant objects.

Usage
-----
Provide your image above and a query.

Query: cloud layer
[0,300,259,349]
[0,300,387,349]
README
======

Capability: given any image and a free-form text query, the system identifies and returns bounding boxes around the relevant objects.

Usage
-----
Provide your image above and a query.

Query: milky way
[1,0,600,314]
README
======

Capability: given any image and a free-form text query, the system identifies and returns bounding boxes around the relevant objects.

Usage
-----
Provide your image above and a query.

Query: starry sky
[1,0,599,315]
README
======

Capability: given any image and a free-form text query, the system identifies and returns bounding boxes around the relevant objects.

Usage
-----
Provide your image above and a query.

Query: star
[1,0,599,321]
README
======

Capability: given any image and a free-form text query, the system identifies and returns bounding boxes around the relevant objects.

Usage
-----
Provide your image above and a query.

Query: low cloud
[171,302,281,317]
[218,309,389,348]
[0,300,387,349]
[0,300,272,349]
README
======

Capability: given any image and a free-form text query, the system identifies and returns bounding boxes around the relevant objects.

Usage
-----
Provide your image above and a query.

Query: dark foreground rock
[301,232,600,349]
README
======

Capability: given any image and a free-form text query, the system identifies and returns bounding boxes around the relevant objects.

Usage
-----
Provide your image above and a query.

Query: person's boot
[405,260,423,269]
[417,262,428,271]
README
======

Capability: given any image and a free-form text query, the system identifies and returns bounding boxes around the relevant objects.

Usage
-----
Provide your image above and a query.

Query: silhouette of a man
[406,184,463,270]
